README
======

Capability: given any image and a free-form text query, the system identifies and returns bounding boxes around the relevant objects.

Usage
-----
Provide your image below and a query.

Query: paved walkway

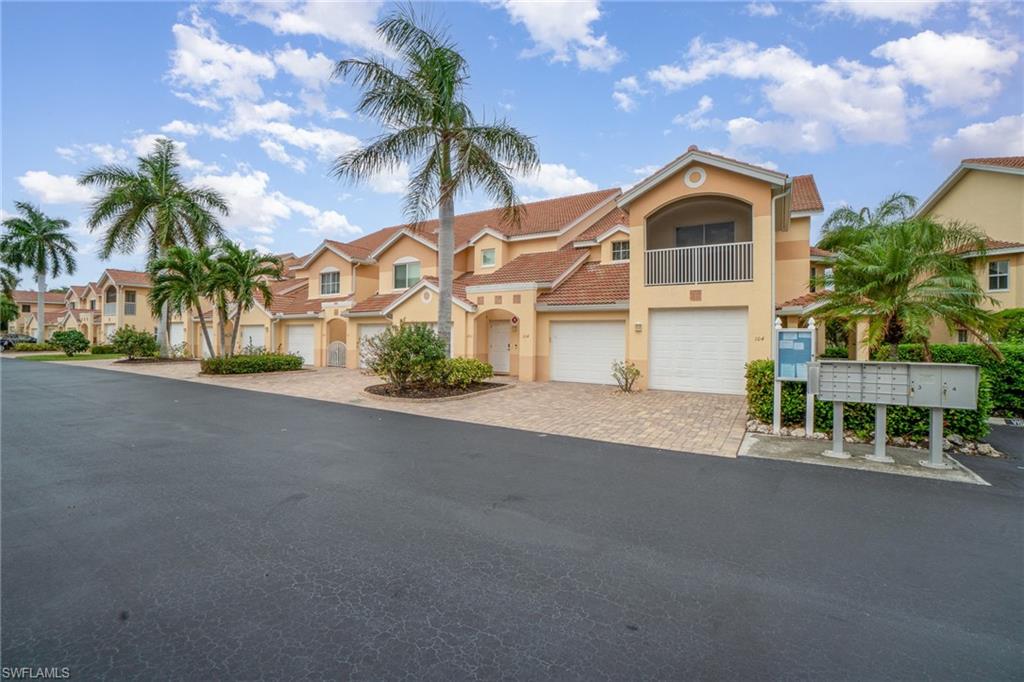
[62,359,748,457]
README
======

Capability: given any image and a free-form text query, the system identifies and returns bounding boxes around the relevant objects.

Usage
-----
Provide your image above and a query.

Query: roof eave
[618,151,787,208]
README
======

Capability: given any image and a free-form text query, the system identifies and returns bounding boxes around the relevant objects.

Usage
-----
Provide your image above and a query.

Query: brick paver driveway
[71,360,748,456]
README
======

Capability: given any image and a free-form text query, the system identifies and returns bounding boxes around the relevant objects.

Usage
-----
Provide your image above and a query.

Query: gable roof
[536,263,630,308]
[791,175,824,214]
[68,285,89,298]
[295,238,374,270]
[97,268,151,288]
[950,238,1024,257]
[462,248,589,288]
[266,279,327,316]
[776,291,826,315]
[574,206,630,244]
[918,156,1024,217]
[9,290,67,305]
[619,145,788,207]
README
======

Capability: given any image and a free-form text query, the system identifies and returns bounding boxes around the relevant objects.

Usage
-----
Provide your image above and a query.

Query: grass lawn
[18,353,123,362]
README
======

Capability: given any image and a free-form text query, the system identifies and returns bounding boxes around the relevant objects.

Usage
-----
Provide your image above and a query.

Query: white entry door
[170,322,185,347]
[648,308,747,395]
[358,323,388,369]
[549,321,625,385]
[239,324,265,351]
[287,324,315,365]
[104,323,116,340]
[488,320,511,373]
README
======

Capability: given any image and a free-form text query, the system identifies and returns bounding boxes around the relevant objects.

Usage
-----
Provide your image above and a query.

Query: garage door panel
[649,308,747,394]
[240,325,265,351]
[358,324,388,369]
[170,322,185,347]
[550,321,625,385]
[287,325,315,366]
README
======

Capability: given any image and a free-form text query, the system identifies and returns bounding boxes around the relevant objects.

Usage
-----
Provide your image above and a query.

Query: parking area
[67,358,749,457]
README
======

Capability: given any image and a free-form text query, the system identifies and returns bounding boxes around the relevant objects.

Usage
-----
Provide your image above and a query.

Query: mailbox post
[773,317,816,435]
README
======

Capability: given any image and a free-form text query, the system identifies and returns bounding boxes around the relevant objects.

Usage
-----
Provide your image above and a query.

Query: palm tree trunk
[436,193,455,357]
[36,271,46,342]
[229,306,242,355]
[155,245,170,358]
[195,303,216,359]
[217,305,228,358]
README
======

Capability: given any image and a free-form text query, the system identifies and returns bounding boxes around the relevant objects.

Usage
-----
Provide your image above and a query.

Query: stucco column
[517,313,536,382]
[854,318,871,361]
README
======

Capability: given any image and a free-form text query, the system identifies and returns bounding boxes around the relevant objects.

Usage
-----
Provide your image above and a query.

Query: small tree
[52,329,89,356]
[0,294,17,332]
[612,360,641,393]
[364,323,446,388]
[111,327,158,360]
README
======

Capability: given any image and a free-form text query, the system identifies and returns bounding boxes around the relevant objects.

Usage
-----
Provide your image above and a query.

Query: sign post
[774,317,816,436]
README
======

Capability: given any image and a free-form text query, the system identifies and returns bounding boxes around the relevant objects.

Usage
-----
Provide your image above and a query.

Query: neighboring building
[92,269,157,341]
[9,289,66,338]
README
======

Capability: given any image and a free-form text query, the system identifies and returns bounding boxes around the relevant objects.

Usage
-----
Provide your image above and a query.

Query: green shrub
[820,346,850,359]
[745,358,993,440]
[993,308,1024,342]
[110,327,158,360]
[51,330,90,356]
[200,352,303,374]
[433,357,494,388]
[12,342,56,351]
[364,323,446,388]
[894,343,1023,417]
[611,360,642,392]
[90,344,117,354]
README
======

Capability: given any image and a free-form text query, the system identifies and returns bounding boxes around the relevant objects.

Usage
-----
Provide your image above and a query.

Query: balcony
[645,241,753,286]
[103,302,117,315]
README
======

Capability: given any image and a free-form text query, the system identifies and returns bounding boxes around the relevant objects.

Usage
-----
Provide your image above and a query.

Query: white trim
[466,282,543,293]
[272,312,322,319]
[480,247,497,268]
[297,241,371,270]
[619,150,787,207]
[393,255,419,265]
[382,279,476,315]
[535,302,629,312]
[557,194,621,236]
[683,166,707,188]
[917,162,1024,217]
[573,224,630,248]
[322,299,355,309]
[957,245,1024,259]
[466,226,508,245]
[345,310,389,318]
[790,209,823,218]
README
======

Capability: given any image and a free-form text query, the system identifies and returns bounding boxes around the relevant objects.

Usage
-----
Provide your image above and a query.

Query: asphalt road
[2,360,1022,680]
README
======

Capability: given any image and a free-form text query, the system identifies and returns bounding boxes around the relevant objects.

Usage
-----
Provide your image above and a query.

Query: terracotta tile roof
[950,238,1024,255]
[962,156,1024,170]
[323,238,373,260]
[575,206,630,242]
[10,290,67,304]
[266,279,325,316]
[777,291,825,310]
[348,291,402,314]
[462,248,588,287]
[419,276,474,307]
[537,263,629,306]
[792,175,823,212]
[103,269,151,287]
[69,285,89,297]
[346,226,403,254]
[809,246,834,258]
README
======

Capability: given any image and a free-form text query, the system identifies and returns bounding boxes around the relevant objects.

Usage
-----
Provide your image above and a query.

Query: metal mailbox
[810,360,978,410]
[861,362,910,406]
[909,363,979,410]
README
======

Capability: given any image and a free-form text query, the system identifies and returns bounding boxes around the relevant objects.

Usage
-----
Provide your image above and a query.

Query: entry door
[287,325,315,365]
[239,325,265,351]
[489,320,511,373]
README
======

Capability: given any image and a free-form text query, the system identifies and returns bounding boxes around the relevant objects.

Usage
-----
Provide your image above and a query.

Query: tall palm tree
[813,216,1001,361]
[213,242,283,355]
[817,192,917,252]
[79,137,229,356]
[1,201,77,341]
[331,7,539,353]
[147,245,218,358]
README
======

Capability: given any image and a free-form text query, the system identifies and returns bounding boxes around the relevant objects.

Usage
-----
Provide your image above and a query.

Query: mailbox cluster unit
[810,360,979,410]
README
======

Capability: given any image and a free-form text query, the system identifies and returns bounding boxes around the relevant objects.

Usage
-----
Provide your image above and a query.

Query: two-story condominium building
[89,268,157,341]
[9,290,67,338]
[239,146,823,394]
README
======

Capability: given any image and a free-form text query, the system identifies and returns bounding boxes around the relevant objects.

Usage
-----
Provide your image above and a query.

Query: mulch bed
[366,382,504,399]
[114,357,199,364]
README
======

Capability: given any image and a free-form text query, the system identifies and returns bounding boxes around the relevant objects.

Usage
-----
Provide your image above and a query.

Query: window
[988,260,1009,291]
[611,240,630,261]
[393,261,421,289]
[957,329,969,344]
[481,248,496,267]
[90,300,95,310]
[675,221,736,247]
[810,266,817,292]
[320,270,340,295]
[21,304,30,313]
[124,290,136,316]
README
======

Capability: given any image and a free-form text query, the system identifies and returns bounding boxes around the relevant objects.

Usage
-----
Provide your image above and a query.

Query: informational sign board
[775,329,814,381]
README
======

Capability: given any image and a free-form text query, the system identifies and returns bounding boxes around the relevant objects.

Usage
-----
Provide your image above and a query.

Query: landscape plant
[90,344,117,354]
[212,242,282,356]
[147,245,218,358]
[201,352,303,375]
[331,6,539,354]
[110,327,158,360]
[12,342,57,352]
[364,323,447,389]
[611,360,641,392]
[993,308,1024,342]
[51,330,89,356]
[0,294,18,332]
[433,357,493,388]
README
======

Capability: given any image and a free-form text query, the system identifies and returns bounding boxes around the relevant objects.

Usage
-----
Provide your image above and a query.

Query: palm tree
[331,7,539,353]
[213,242,283,355]
[813,216,1002,361]
[79,137,229,356]
[1,201,77,341]
[0,241,19,297]
[817,192,917,252]
[147,245,218,358]
[0,295,18,332]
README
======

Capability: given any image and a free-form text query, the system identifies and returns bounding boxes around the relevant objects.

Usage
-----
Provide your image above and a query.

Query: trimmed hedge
[91,344,117,354]
[746,358,993,441]
[894,343,1023,417]
[12,342,56,352]
[201,352,303,375]
[820,346,850,359]
[433,357,493,388]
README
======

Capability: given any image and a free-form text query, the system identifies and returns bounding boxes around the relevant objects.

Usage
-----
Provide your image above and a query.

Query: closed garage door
[358,323,388,369]
[239,324,265,351]
[649,308,747,394]
[550,321,625,385]
[170,322,185,348]
[287,325,315,365]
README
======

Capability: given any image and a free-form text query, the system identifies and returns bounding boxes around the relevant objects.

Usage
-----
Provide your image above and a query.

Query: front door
[488,320,511,374]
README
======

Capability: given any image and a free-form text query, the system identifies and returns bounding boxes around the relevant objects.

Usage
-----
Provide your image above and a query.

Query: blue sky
[3,1,1022,288]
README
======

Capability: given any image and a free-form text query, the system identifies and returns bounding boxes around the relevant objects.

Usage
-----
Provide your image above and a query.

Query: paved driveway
[2,361,1021,679]
[78,359,748,457]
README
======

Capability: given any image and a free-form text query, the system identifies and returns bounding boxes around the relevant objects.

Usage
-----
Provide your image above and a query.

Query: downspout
[771,181,792,348]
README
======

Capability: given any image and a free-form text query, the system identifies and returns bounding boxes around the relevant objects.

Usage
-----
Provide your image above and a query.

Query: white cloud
[273,46,333,88]
[673,95,715,130]
[727,118,833,153]
[871,31,1018,109]
[167,10,277,104]
[612,75,646,112]
[304,210,362,238]
[56,146,78,162]
[367,163,410,194]
[817,0,942,25]
[127,134,220,173]
[932,115,1024,160]
[259,139,307,173]
[171,90,222,111]
[160,120,201,136]
[53,143,129,165]
[216,0,387,52]
[612,91,636,112]
[495,0,623,71]
[745,2,779,18]
[17,171,96,204]
[516,162,598,197]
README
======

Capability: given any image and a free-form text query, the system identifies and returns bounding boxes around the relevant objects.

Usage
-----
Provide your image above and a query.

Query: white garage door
[358,323,388,369]
[170,322,185,348]
[649,308,747,395]
[287,325,315,365]
[550,321,625,385]
[104,323,116,340]
[239,325,265,351]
